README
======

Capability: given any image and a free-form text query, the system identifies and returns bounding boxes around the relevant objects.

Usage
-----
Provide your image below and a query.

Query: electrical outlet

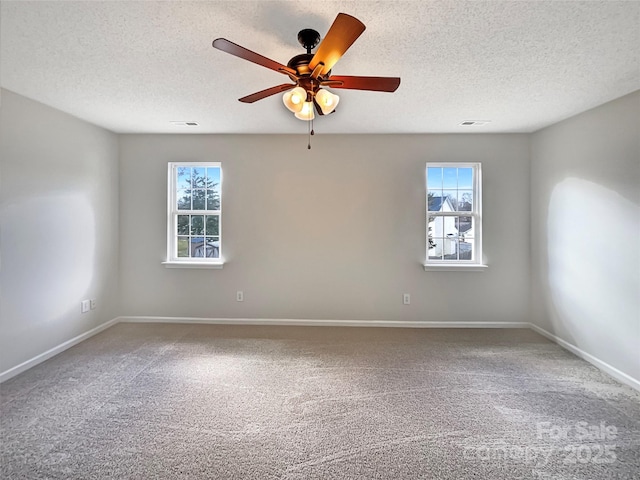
[90,299,96,310]
[81,300,90,313]
[236,291,244,302]
[403,293,410,305]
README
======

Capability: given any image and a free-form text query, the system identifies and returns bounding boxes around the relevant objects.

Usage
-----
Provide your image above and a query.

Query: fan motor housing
[287,54,314,75]
[287,53,331,78]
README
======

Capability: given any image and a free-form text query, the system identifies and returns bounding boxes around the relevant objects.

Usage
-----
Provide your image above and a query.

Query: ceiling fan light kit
[283,86,307,113]
[315,89,340,115]
[294,101,316,121]
[212,12,400,139]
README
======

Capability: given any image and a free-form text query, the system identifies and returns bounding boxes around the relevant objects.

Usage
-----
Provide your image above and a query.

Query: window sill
[423,263,487,272]
[162,261,224,269]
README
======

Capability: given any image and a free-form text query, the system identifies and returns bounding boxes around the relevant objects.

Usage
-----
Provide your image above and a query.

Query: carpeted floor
[1,323,639,479]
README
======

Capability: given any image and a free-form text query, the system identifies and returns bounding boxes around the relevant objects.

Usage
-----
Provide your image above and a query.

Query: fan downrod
[297,29,321,54]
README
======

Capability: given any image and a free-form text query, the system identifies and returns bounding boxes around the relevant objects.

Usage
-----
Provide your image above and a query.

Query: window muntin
[168,163,222,263]
[426,163,481,264]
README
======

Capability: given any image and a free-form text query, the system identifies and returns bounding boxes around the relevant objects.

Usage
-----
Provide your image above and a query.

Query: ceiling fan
[212,13,401,122]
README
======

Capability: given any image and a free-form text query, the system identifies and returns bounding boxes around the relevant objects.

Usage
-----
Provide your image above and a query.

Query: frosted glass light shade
[283,87,307,113]
[315,89,340,115]
[294,101,315,121]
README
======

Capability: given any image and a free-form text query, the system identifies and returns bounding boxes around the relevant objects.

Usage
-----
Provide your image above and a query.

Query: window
[165,162,223,268]
[425,163,484,270]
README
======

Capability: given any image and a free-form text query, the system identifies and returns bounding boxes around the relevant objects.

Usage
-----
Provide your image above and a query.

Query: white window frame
[424,162,486,271]
[163,162,224,269]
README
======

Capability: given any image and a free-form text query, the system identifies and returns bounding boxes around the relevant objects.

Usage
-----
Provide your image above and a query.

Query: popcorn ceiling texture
[1,324,639,479]
[0,1,638,134]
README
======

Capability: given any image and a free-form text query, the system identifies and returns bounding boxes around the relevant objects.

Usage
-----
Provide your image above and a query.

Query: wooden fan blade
[324,75,401,92]
[238,84,296,103]
[308,13,366,78]
[213,38,297,76]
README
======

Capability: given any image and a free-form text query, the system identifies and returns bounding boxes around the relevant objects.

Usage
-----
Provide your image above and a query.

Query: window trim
[424,162,485,270]
[165,162,224,268]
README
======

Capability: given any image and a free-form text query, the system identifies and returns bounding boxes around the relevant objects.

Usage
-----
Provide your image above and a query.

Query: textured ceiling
[1,1,638,134]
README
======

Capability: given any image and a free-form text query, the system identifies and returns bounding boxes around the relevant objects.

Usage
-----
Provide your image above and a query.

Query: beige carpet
[1,323,639,479]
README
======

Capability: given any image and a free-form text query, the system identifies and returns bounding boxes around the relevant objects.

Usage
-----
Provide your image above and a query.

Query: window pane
[191,189,205,210]
[205,215,219,236]
[459,240,473,260]
[427,167,442,188]
[170,164,222,263]
[457,190,473,211]
[428,191,444,211]
[428,238,443,260]
[456,216,473,237]
[427,213,439,258]
[443,168,457,189]
[442,191,457,210]
[177,167,191,189]
[177,215,189,235]
[426,164,479,264]
[192,168,206,188]
[177,190,191,210]
[206,190,220,210]
[191,237,205,257]
[443,238,458,260]
[443,216,457,237]
[177,237,189,257]
[428,216,444,238]
[205,237,220,258]
[458,168,473,189]
[191,215,204,235]
[207,167,221,189]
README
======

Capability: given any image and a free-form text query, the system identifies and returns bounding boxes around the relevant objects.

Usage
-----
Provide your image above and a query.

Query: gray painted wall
[0,89,120,372]
[119,133,531,323]
[530,91,640,381]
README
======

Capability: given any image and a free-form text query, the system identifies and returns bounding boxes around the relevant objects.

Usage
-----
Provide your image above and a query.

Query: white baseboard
[0,318,119,383]
[528,323,640,392]
[118,316,531,329]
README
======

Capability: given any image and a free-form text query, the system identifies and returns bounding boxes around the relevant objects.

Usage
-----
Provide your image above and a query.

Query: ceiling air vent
[170,121,199,126]
[459,120,491,126]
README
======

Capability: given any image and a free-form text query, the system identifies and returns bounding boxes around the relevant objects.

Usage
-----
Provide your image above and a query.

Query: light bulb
[283,87,307,113]
[315,89,340,115]
[294,101,315,121]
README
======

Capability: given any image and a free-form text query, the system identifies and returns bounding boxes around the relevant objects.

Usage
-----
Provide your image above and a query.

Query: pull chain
[307,117,311,149]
